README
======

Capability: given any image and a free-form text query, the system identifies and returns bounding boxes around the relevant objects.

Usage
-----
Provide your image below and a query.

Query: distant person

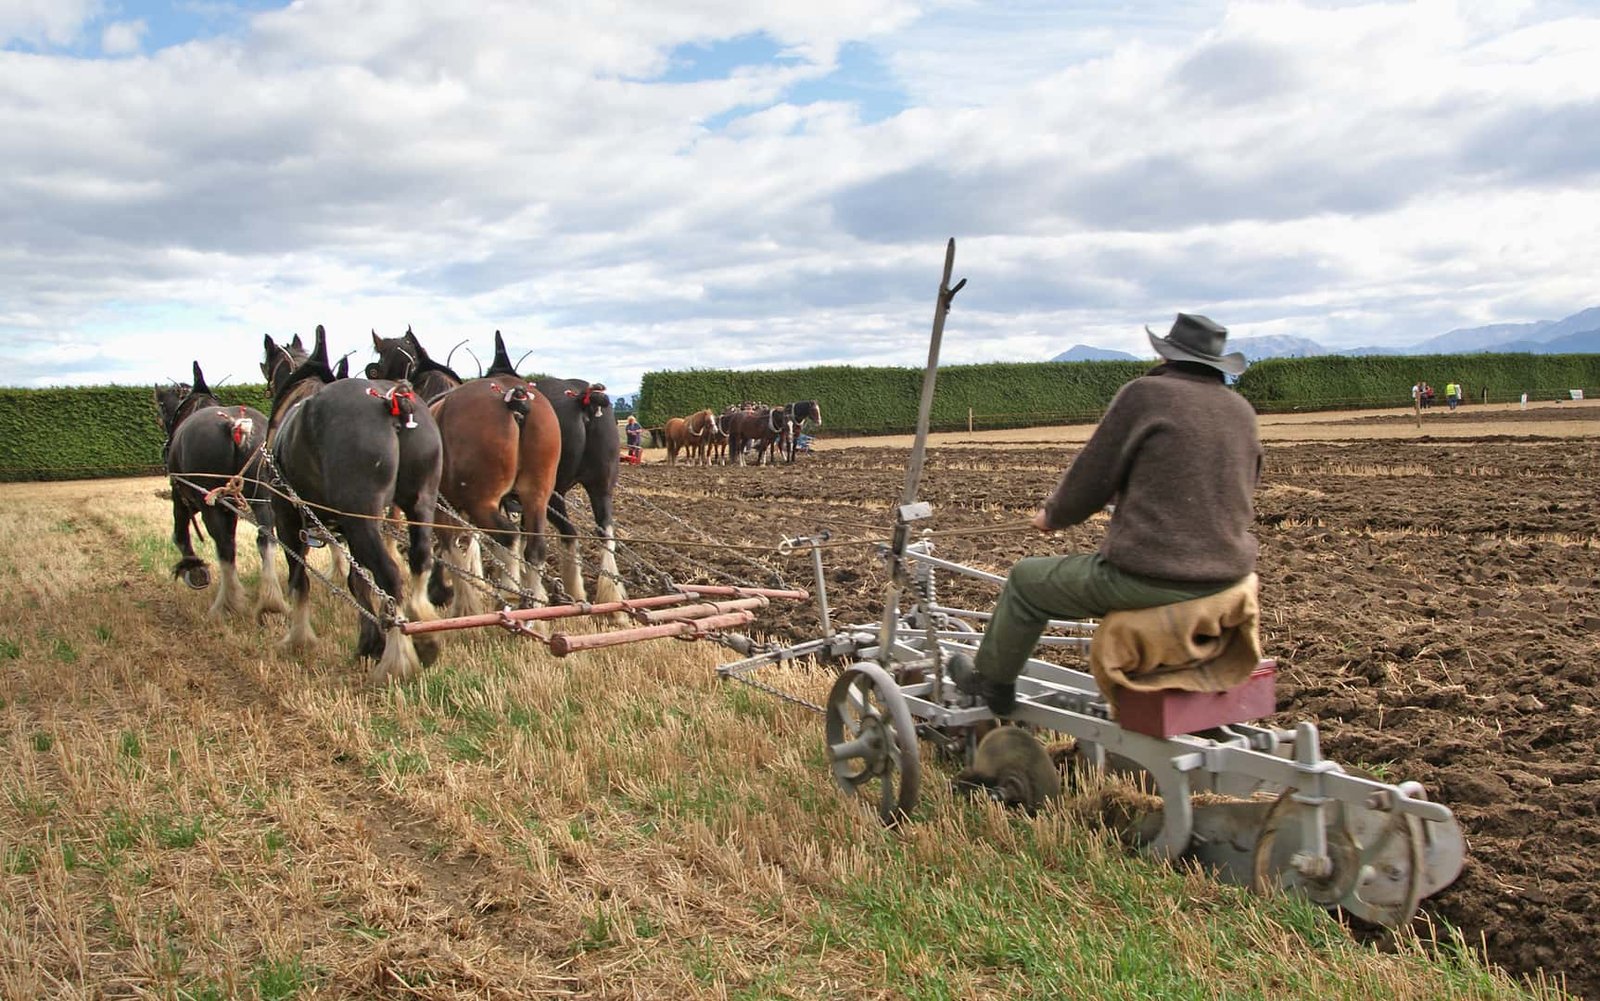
[1446,382,1460,411]
[624,415,643,463]
[1421,383,1435,409]
[947,313,1262,714]
[1411,382,1421,409]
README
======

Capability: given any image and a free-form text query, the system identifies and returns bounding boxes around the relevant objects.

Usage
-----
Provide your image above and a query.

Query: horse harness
[366,383,421,429]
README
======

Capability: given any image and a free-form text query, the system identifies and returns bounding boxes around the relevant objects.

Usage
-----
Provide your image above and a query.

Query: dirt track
[612,405,1600,997]
[810,398,1600,449]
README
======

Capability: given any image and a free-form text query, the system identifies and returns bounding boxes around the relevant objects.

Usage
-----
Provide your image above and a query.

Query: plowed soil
[609,418,1600,996]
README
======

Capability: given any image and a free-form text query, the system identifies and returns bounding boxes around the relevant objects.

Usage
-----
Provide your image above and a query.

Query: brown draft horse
[490,331,625,606]
[266,326,444,683]
[663,408,718,465]
[369,329,562,614]
[724,405,790,466]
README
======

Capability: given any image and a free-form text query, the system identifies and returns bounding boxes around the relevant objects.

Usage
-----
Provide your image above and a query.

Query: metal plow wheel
[1251,790,1426,926]
[825,662,921,827]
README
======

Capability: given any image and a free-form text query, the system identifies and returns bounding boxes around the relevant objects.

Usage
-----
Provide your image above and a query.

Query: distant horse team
[657,400,822,466]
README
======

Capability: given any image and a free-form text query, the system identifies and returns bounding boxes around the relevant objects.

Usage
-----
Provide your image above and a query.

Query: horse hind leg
[200,506,248,619]
[436,530,486,619]
[401,516,442,669]
[276,508,316,651]
[586,484,627,608]
[170,496,210,588]
[343,521,422,683]
[282,583,316,652]
[548,493,587,603]
[325,537,350,585]
[252,505,288,621]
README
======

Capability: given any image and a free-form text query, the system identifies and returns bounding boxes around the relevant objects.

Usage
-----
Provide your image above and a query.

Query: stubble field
[0,401,1593,999]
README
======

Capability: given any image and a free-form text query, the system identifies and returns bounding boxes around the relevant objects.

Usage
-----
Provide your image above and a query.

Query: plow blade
[1120,793,1466,927]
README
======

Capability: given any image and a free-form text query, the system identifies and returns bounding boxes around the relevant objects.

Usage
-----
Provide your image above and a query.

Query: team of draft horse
[660,400,823,466]
[157,325,624,684]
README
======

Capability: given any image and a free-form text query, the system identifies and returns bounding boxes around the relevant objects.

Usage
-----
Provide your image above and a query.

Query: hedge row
[637,360,1150,433]
[1239,353,1600,412]
[638,353,1600,430]
[0,384,273,482]
[3,351,1596,480]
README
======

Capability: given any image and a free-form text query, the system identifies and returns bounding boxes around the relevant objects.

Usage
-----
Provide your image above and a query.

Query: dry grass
[0,478,1567,999]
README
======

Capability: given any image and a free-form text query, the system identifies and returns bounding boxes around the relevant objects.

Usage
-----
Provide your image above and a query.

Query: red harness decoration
[225,406,254,447]
[368,386,419,427]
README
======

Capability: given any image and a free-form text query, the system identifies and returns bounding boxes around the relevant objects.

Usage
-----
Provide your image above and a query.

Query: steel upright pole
[878,239,965,666]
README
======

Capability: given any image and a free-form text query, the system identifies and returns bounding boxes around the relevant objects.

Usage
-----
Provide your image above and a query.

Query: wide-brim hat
[1146,313,1247,376]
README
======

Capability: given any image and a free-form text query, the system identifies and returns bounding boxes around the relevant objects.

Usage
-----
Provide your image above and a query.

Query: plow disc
[1250,791,1427,926]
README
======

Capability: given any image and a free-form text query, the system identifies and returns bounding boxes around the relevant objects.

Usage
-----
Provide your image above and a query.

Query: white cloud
[0,0,101,48]
[99,17,144,55]
[0,0,1597,395]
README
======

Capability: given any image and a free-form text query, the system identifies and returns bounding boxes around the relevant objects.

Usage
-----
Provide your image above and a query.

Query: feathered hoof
[279,626,316,652]
[369,628,422,684]
[427,574,454,609]
[172,557,210,591]
[208,575,249,621]
[254,592,289,623]
[593,574,627,607]
[447,579,486,619]
[413,632,443,668]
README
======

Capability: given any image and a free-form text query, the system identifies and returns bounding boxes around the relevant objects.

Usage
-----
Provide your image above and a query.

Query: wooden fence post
[967,407,973,433]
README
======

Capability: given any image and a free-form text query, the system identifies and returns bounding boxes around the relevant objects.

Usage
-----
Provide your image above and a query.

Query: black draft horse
[780,400,822,463]
[155,361,287,621]
[366,327,468,401]
[265,326,445,683]
[491,332,626,604]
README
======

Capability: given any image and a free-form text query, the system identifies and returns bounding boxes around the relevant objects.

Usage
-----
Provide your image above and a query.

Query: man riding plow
[949,313,1262,716]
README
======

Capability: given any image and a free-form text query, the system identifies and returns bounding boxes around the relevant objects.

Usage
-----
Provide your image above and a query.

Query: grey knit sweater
[1042,363,1262,583]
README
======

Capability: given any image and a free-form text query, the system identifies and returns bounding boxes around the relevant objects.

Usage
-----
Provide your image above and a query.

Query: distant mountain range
[1051,306,1600,363]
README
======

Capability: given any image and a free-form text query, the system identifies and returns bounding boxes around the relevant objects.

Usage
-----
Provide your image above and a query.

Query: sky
[2,0,1598,395]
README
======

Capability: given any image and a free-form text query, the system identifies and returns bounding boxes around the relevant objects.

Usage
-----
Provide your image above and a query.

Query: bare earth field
[619,401,1600,996]
[0,399,1593,998]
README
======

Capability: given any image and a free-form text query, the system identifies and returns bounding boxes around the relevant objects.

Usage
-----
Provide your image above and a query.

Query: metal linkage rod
[670,584,808,600]
[401,592,697,635]
[639,596,768,623]
[400,585,808,636]
[550,610,757,656]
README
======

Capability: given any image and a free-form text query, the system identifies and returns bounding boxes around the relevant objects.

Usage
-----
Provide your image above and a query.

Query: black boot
[945,652,1016,716]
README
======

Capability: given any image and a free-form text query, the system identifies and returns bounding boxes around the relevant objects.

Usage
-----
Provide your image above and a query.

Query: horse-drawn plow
[385,240,1467,929]
[715,536,1465,927]
[157,241,1470,938]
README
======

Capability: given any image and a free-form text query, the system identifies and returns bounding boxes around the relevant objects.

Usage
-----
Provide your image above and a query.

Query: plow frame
[713,238,1465,926]
[716,539,1467,925]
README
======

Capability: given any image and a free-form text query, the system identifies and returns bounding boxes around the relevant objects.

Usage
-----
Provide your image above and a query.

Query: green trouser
[974,554,1234,686]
